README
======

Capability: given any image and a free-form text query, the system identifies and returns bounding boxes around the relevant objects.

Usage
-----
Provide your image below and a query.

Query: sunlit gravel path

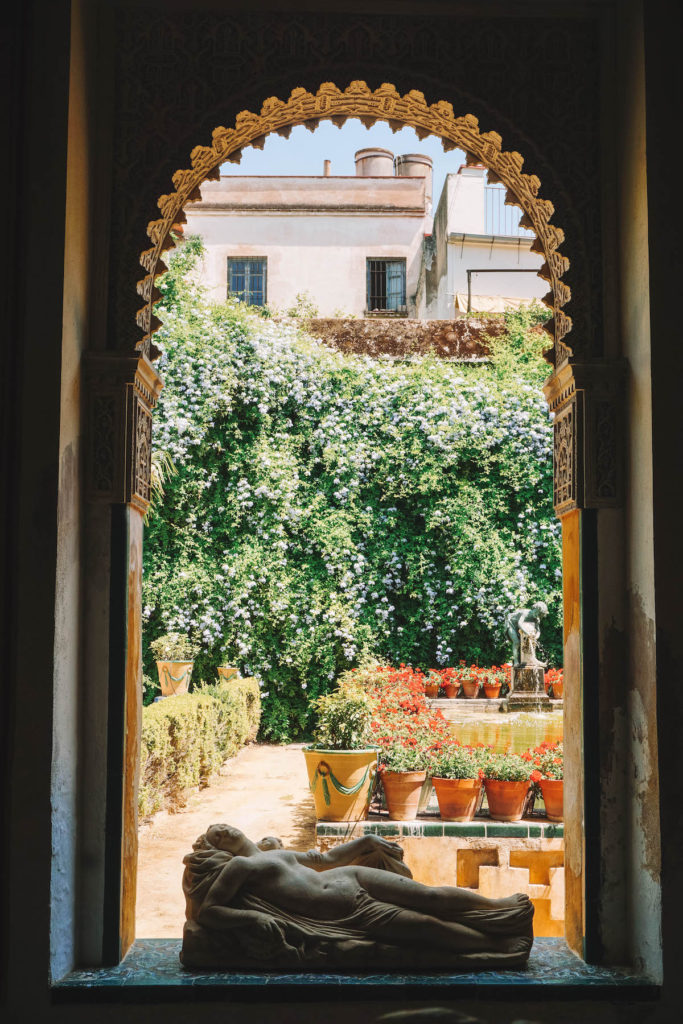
[136,742,315,937]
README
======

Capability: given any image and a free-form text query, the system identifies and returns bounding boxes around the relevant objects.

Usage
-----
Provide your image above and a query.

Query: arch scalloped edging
[137,81,571,361]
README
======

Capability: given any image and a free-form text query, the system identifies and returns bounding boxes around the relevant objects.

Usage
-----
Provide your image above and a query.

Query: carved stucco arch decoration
[136,81,571,365]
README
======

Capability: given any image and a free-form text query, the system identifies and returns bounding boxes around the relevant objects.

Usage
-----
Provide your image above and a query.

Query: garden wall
[305,316,510,360]
[138,678,261,817]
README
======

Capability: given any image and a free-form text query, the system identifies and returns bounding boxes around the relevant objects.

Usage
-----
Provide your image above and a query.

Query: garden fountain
[503,602,554,713]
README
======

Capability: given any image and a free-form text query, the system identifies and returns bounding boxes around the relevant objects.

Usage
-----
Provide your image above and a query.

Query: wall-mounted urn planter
[156,661,194,697]
[217,666,239,683]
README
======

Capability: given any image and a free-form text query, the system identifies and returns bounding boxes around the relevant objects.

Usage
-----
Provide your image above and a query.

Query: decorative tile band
[315,819,564,839]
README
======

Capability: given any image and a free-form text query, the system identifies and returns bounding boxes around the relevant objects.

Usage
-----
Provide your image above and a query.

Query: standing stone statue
[504,601,552,711]
[181,824,534,970]
[505,601,548,667]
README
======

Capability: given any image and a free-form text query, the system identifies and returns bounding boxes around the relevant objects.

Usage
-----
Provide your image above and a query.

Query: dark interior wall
[2,0,72,1010]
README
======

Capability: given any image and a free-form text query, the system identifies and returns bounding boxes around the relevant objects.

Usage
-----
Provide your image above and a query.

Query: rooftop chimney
[394,153,433,210]
[354,147,394,177]
[323,159,331,176]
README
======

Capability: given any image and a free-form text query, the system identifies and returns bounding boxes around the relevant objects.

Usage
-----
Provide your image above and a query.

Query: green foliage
[138,677,261,817]
[308,687,373,750]
[379,744,429,773]
[428,743,487,780]
[481,751,532,782]
[284,291,320,318]
[146,448,178,524]
[149,632,199,662]
[143,240,562,742]
[142,672,159,707]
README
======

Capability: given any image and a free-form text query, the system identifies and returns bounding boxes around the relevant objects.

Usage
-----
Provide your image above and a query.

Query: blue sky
[220,120,466,208]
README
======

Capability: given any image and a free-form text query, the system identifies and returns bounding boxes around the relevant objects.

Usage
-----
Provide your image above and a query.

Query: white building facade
[184,153,546,319]
[184,149,432,317]
[415,164,547,317]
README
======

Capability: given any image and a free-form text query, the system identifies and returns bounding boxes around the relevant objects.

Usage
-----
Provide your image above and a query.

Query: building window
[366,258,407,313]
[228,257,267,306]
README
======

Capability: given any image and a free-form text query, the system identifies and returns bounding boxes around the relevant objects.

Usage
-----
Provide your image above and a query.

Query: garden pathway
[136,742,316,937]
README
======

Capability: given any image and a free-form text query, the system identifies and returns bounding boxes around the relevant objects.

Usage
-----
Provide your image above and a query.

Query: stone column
[84,351,163,961]
[543,357,624,958]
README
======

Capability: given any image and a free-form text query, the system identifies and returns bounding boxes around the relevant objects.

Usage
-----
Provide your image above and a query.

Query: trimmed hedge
[139,676,261,817]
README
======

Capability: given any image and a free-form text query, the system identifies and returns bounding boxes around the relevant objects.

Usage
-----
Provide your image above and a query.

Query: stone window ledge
[53,939,657,1001]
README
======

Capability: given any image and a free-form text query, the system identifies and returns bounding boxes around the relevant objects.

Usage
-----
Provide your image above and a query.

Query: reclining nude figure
[181,825,534,970]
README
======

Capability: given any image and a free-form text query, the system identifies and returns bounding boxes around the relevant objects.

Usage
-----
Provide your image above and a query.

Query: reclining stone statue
[181,825,534,970]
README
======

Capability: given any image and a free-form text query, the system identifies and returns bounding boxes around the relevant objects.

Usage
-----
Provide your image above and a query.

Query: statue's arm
[195,857,264,931]
[518,611,539,634]
[293,836,405,872]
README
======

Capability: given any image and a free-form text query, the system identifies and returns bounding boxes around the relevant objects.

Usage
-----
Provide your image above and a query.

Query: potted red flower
[482,751,532,821]
[482,666,505,699]
[439,668,460,699]
[544,668,564,699]
[530,741,564,821]
[459,664,481,699]
[428,741,487,821]
[423,670,441,699]
[377,731,430,820]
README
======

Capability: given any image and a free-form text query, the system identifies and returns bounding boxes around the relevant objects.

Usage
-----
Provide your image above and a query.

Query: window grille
[366,259,407,312]
[228,257,267,306]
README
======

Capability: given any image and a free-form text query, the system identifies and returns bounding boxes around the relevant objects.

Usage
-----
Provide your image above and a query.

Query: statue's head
[532,601,548,617]
[257,836,284,851]
[205,823,249,854]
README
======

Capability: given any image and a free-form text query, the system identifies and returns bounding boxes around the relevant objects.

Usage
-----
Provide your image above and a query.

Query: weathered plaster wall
[615,0,662,981]
[49,0,89,974]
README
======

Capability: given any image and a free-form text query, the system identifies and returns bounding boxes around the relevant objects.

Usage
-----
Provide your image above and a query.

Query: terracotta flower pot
[303,748,377,822]
[484,778,530,821]
[217,665,239,683]
[156,660,193,697]
[381,770,427,820]
[432,776,482,821]
[424,682,439,698]
[539,778,564,821]
[443,682,459,699]
[482,681,502,699]
[461,679,480,699]
[551,679,564,699]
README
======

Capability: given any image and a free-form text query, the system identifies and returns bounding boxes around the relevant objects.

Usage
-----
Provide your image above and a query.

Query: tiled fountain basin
[316,817,565,938]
